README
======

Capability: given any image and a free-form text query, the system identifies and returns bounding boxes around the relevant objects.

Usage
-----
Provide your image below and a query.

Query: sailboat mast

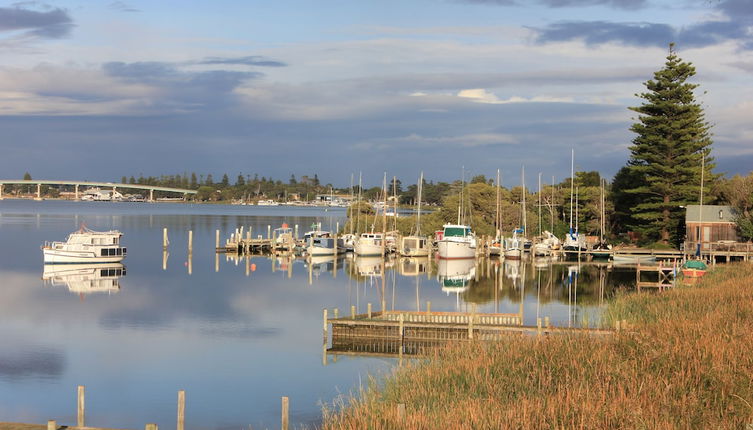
[417,171,423,235]
[392,176,398,232]
[382,172,387,255]
[538,172,542,237]
[575,186,579,234]
[600,179,604,243]
[496,169,500,239]
[521,166,526,236]
[551,176,555,233]
[570,149,574,232]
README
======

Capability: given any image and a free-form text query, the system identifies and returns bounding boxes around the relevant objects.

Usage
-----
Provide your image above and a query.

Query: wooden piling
[267,225,271,239]
[351,305,356,318]
[188,230,193,252]
[47,420,56,430]
[367,302,372,318]
[426,301,431,314]
[333,308,339,319]
[163,228,169,249]
[177,390,185,430]
[281,396,289,430]
[77,385,85,427]
[215,229,220,249]
[537,318,542,335]
[145,424,158,430]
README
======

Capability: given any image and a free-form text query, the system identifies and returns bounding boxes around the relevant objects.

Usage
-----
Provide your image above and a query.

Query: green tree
[235,173,245,187]
[720,173,753,241]
[620,44,715,245]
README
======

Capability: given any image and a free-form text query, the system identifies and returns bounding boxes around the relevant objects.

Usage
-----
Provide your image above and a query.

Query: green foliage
[618,44,716,245]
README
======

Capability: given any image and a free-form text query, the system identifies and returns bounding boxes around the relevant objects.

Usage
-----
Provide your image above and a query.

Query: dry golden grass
[321,264,753,429]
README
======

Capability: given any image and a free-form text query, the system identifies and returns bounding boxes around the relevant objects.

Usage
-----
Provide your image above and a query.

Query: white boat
[400,171,431,257]
[504,229,523,260]
[340,233,357,252]
[354,232,384,257]
[400,236,431,257]
[272,225,296,253]
[42,263,125,294]
[437,224,477,259]
[42,227,127,264]
[257,199,280,206]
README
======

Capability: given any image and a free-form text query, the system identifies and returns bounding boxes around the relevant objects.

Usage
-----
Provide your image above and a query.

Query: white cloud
[457,88,573,104]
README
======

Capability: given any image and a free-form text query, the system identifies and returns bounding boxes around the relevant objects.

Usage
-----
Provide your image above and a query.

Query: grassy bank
[322,265,753,429]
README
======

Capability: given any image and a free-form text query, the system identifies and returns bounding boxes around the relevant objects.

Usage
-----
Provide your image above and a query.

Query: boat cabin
[442,225,472,237]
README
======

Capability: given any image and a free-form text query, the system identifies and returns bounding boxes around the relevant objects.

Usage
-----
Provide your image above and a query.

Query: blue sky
[0,0,751,187]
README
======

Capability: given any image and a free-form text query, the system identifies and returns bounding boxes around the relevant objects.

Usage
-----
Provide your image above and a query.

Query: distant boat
[612,253,656,264]
[400,171,431,257]
[257,199,280,206]
[504,229,523,260]
[42,226,127,264]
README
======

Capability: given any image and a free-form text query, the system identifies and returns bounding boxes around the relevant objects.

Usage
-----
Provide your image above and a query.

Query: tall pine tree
[623,43,715,245]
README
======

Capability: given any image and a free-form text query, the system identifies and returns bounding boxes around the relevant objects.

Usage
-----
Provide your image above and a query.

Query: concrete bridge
[0,180,197,201]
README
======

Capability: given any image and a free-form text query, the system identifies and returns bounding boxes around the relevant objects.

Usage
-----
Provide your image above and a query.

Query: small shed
[685,205,738,248]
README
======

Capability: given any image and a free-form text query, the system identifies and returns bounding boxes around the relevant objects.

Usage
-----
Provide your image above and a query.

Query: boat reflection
[42,263,125,295]
[437,258,476,294]
[398,256,430,277]
[354,256,384,277]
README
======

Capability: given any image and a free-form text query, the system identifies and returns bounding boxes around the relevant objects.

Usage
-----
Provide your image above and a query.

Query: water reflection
[42,263,125,295]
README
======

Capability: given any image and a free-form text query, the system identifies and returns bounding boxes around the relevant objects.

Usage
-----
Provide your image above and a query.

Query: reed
[322,264,753,429]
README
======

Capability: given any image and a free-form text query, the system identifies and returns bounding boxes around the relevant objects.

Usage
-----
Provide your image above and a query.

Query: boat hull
[437,240,476,259]
[43,249,124,264]
[355,241,384,257]
[504,249,522,260]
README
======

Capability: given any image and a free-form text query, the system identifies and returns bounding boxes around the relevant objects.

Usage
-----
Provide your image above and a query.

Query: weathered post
[47,420,56,430]
[77,385,85,427]
[281,396,289,430]
[267,225,271,240]
[215,229,220,249]
[397,403,406,422]
[367,302,372,318]
[333,308,339,319]
[426,301,431,315]
[177,390,185,430]
[145,424,158,430]
[163,228,169,249]
[188,230,193,253]
[294,224,299,239]
[537,317,542,336]
[351,305,356,318]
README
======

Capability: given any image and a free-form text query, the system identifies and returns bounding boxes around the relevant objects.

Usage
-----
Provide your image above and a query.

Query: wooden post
[426,301,431,314]
[537,317,542,336]
[398,313,404,341]
[188,230,193,252]
[281,396,289,430]
[163,228,169,249]
[145,424,158,430]
[267,225,271,239]
[215,229,220,249]
[351,305,356,318]
[77,385,85,427]
[47,420,56,430]
[177,390,185,430]
[397,403,406,422]
[367,302,372,318]
[323,309,328,340]
[333,308,339,319]
[295,224,299,238]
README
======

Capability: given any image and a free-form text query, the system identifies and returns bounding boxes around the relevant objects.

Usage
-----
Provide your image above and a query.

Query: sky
[0,0,751,187]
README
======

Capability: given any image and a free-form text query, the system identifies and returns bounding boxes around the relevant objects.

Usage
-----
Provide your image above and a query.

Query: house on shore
[685,204,738,251]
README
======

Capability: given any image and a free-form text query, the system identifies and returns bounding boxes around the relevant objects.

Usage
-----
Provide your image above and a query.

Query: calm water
[0,200,634,429]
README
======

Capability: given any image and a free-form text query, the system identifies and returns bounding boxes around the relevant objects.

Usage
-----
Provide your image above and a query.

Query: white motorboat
[354,232,385,257]
[42,227,127,264]
[42,263,125,294]
[437,224,477,259]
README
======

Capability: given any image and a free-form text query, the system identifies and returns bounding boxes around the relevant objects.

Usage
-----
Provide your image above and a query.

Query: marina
[0,199,749,428]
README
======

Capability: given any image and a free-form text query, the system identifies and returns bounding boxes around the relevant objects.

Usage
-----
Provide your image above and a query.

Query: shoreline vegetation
[321,264,753,429]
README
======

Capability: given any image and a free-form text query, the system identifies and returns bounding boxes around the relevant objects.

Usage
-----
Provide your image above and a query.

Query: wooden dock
[322,308,617,361]
[635,261,678,290]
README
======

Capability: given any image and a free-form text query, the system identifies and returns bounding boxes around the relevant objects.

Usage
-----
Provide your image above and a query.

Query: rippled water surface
[0,200,632,429]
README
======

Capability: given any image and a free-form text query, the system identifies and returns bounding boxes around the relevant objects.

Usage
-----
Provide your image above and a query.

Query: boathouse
[685,205,738,250]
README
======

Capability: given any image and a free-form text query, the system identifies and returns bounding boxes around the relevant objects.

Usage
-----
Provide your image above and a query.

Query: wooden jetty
[635,261,678,290]
[322,307,617,362]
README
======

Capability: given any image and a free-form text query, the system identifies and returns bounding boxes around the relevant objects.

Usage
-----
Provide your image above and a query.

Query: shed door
[702,226,711,250]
